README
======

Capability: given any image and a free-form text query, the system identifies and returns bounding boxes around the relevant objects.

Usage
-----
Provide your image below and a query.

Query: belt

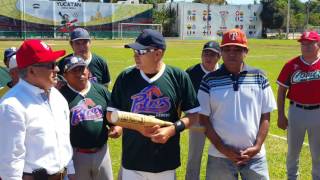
[75,147,101,154]
[290,101,320,110]
[23,168,66,180]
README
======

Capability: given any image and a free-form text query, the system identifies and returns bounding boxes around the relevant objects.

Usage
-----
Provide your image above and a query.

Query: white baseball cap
[8,55,18,70]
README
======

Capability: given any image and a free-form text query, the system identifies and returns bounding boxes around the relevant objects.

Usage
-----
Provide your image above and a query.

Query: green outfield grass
[0,39,312,179]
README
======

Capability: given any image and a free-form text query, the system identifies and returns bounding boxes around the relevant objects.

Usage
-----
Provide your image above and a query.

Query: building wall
[176,2,262,40]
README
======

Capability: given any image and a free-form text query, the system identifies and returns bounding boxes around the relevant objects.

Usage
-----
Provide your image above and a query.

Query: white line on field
[269,133,309,147]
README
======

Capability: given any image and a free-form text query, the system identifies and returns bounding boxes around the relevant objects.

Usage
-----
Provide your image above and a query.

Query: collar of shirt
[19,79,51,100]
[200,63,219,74]
[73,52,92,65]
[300,55,320,66]
[219,63,250,75]
[67,81,91,97]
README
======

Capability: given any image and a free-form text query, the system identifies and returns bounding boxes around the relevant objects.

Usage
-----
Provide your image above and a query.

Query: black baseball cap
[125,29,166,50]
[63,56,87,72]
[70,28,90,41]
[4,47,17,60]
[203,41,221,54]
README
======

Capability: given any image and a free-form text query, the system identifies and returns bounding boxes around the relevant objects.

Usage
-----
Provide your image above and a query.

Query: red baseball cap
[16,39,66,69]
[298,31,320,42]
[221,28,248,49]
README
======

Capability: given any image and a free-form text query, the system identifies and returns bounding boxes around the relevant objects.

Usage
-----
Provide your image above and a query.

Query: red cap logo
[221,28,248,49]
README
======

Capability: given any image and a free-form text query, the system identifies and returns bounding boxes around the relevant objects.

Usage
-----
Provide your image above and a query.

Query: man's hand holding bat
[107,111,198,144]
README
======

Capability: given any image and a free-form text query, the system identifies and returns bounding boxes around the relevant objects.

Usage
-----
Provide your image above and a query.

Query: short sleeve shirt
[108,64,200,172]
[277,56,320,104]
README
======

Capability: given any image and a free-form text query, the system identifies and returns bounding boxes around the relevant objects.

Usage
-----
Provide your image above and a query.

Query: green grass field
[0,39,312,179]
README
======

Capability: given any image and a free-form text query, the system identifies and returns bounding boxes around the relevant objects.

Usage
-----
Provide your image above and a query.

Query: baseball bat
[111,111,173,128]
[111,110,207,132]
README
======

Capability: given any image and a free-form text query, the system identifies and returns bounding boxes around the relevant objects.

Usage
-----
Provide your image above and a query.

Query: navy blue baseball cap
[4,47,17,60]
[63,56,87,72]
[203,41,221,54]
[125,29,166,50]
[70,28,90,41]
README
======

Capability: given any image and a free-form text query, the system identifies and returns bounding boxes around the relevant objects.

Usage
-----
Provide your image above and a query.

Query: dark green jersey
[186,63,206,93]
[108,64,200,172]
[60,82,111,148]
[58,53,111,85]
[0,66,11,97]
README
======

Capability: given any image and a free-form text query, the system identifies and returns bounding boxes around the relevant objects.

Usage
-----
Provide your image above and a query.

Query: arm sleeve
[107,74,123,112]
[261,77,277,114]
[181,72,200,114]
[0,105,26,180]
[277,62,292,88]
[101,58,111,85]
[197,79,211,116]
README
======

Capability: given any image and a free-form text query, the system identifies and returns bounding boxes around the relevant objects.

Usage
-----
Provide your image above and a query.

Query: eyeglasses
[32,62,57,70]
[134,49,156,55]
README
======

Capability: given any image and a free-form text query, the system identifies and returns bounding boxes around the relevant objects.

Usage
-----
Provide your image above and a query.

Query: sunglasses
[134,49,156,55]
[32,62,57,70]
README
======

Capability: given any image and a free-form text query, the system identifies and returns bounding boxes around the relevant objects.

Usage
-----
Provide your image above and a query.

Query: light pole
[286,0,290,39]
[306,0,311,27]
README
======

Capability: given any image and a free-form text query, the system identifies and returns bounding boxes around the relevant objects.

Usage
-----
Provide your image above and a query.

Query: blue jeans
[206,155,269,180]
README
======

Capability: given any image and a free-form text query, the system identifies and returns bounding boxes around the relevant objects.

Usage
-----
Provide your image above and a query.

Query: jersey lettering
[131,85,171,114]
[70,98,103,126]
[291,70,320,84]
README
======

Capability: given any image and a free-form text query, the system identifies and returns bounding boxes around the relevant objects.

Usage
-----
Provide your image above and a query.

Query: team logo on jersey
[131,85,171,114]
[70,98,103,126]
[291,70,320,84]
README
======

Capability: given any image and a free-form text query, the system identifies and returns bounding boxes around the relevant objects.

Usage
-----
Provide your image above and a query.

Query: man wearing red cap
[198,29,276,179]
[0,39,75,180]
[277,31,320,179]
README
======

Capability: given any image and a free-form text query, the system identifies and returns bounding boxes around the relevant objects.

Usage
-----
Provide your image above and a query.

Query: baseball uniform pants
[287,104,320,180]
[73,144,113,180]
[122,167,175,180]
[185,123,206,180]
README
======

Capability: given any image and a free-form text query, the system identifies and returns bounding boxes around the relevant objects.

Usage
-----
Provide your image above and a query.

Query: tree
[309,13,320,26]
[193,0,226,5]
[291,13,305,29]
[153,5,177,36]
[142,0,166,4]
[260,0,286,37]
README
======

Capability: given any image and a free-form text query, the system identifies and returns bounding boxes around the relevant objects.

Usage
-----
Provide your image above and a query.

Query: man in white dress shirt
[0,39,75,180]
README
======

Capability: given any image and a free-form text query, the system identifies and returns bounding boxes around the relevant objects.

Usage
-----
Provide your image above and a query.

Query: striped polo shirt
[198,64,277,158]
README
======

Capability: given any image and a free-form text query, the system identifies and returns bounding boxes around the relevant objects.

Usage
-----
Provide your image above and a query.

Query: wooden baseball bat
[110,111,173,128]
[111,110,207,132]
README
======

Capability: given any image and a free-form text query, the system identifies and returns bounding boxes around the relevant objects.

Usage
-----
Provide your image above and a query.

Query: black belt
[290,101,320,110]
[23,167,67,180]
